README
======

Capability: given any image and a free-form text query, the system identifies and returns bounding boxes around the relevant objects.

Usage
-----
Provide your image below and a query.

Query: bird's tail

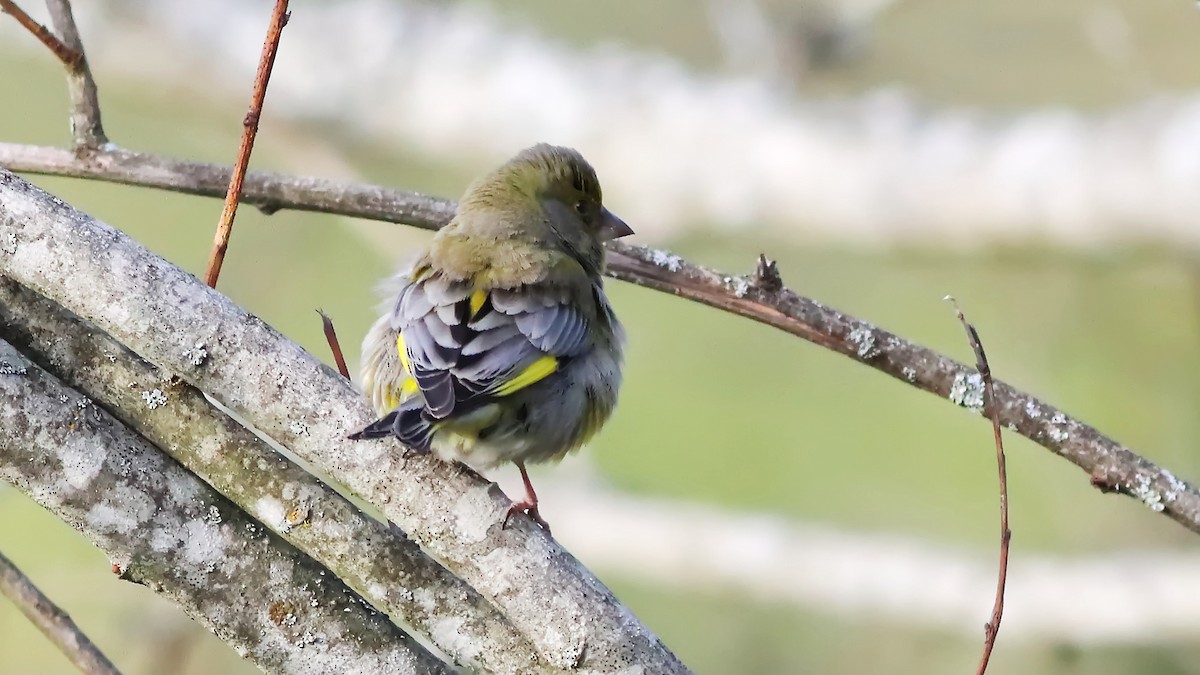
[347,398,436,453]
[360,311,409,414]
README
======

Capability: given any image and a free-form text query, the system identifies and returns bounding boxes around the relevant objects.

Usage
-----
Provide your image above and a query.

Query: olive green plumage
[351,144,632,525]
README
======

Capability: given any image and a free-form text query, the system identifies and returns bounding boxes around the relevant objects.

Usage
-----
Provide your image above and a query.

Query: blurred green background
[4,1,1200,673]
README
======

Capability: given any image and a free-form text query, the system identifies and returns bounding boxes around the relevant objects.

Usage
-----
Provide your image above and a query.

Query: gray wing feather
[422,313,459,350]
[461,323,522,356]
[516,304,590,356]
[394,275,596,417]
[455,334,535,394]
[422,276,471,306]
[394,284,433,327]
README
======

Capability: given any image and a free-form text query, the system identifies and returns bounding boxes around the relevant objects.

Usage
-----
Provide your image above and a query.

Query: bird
[349,143,632,532]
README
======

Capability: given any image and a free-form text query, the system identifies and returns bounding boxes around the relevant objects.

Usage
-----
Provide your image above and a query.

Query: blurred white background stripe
[543,479,1200,644]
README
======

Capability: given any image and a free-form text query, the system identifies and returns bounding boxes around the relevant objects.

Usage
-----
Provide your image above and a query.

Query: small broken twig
[0,548,122,675]
[203,0,290,287]
[946,296,1010,675]
[318,309,350,380]
[0,0,82,68]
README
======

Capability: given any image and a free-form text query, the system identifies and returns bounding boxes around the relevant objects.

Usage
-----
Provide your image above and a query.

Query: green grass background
[4,1,1200,672]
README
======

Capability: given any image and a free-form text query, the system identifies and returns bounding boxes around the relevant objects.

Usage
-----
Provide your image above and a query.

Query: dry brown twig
[0,0,81,68]
[1,0,106,148]
[204,0,290,287]
[946,297,1010,675]
[0,549,122,675]
[319,309,351,380]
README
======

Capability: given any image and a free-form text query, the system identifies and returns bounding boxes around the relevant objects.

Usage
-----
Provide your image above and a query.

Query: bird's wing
[393,272,593,419]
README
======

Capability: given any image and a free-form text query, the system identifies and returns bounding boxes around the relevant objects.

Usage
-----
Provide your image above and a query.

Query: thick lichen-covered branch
[0,340,451,675]
[1,145,1194,535]
[0,170,688,673]
[0,279,556,675]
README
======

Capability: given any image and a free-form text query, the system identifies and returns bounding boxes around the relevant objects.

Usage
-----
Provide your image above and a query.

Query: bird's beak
[598,207,634,241]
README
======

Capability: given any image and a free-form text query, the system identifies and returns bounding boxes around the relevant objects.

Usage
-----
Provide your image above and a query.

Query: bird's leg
[503,461,551,533]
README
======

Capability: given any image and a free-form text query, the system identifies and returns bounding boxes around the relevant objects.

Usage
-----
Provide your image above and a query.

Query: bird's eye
[574,200,588,215]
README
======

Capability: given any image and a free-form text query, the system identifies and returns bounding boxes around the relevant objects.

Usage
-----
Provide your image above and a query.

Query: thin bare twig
[204,0,290,287]
[0,0,82,67]
[0,549,122,675]
[41,0,107,148]
[2,143,1198,537]
[946,297,1010,675]
[0,143,454,223]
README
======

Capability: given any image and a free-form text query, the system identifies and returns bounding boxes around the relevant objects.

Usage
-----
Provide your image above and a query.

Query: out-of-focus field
[474,0,1198,107]
[4,0,1200,672]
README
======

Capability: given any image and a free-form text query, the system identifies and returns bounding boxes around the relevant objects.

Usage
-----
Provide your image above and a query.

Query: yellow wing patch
[386,333,419,409]
[381,378,419,411]
[396,334,412,373]
[469,289,488,317]
[400,378,419,397]
[492,355,559,396]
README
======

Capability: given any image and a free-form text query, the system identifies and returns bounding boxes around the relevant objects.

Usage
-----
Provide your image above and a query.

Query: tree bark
[0,278,555,675]
[0,339,451,674]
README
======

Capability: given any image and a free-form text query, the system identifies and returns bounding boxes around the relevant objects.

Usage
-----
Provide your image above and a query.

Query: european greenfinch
[350,144,632,531]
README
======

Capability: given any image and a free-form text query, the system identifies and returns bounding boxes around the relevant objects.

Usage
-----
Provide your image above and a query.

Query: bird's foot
[400,446,431,460]
[503,500,551,535]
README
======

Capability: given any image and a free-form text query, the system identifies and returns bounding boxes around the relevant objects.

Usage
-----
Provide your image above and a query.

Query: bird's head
[459,144,633,275]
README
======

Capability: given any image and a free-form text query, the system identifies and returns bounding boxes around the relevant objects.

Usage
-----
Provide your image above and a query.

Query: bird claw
[401,446,431,460]
[503,501,551,534]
